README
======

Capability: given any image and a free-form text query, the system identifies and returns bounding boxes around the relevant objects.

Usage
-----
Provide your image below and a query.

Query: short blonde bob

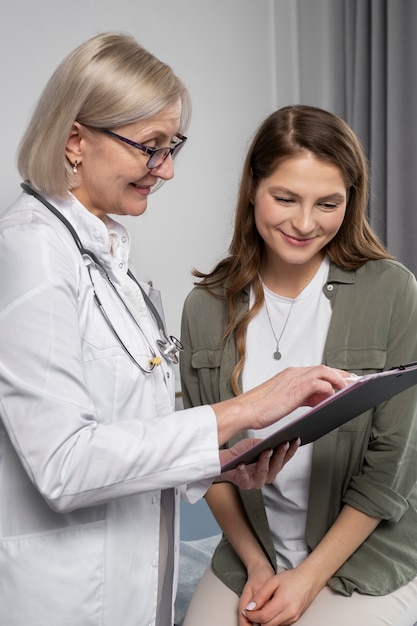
[18,32,191,197]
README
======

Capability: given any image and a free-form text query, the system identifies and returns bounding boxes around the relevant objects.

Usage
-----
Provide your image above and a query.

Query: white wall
[0,0,280,393]
[273,0,345,113]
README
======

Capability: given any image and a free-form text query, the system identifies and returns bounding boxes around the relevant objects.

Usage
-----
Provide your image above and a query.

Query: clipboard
[221,362,417,472]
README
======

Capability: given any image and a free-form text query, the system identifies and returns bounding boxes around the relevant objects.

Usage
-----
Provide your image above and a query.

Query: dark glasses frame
[100,128,187,169]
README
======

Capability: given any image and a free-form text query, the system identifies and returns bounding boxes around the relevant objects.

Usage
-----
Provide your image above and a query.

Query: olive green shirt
[180,260,417,596]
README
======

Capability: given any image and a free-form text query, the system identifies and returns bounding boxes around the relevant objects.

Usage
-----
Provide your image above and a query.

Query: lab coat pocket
[81,277,151,369]
[0,520,105,625]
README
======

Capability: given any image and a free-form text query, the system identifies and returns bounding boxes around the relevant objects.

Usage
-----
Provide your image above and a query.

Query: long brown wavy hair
[193,105,391,394]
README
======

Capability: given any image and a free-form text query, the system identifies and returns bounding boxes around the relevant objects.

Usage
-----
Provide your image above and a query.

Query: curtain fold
[385,1,417,272]
[343,0,388,243]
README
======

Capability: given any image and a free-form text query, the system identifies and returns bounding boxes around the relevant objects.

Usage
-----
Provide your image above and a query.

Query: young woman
[180,105,417,626]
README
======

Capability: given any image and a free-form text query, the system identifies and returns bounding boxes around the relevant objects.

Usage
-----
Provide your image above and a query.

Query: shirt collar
[327,262,356,285]
[44,193,131,274]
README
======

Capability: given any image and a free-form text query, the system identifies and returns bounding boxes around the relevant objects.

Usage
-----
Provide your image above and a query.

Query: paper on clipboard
[221,362,417,472]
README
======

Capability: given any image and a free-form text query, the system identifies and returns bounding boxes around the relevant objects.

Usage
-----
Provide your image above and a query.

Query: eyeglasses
[100,128,187,169]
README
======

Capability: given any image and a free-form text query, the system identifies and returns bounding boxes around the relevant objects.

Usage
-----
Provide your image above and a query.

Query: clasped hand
[239,565,320,626]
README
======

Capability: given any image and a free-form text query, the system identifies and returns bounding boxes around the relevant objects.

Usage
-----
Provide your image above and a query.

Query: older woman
[0,35,348,626]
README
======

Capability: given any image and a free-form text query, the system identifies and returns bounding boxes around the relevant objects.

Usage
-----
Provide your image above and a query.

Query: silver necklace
[264,295,295,360]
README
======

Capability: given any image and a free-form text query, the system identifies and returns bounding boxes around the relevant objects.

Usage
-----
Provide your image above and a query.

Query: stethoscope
[21,182,183,373]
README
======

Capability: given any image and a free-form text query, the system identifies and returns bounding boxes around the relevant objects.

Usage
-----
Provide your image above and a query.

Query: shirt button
[93,229,101,238]
[166,372,170,378]
[118,262,124,269]
[121,236,127,243]
[326,284,334,292]
[152,560,157,568]
[152,496,157,504]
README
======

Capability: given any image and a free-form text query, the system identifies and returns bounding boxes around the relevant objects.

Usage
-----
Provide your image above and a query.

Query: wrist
[245,552,274,576]
[212,396,254,446]
[294,559,328,595]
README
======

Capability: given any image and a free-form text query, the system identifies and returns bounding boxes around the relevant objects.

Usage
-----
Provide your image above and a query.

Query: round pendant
[273,350,281,360]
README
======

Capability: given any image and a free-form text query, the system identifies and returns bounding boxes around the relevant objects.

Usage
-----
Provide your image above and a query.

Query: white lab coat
[0,191,220,626]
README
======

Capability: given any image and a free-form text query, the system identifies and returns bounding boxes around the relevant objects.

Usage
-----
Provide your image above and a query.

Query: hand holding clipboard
[221,362,417,472]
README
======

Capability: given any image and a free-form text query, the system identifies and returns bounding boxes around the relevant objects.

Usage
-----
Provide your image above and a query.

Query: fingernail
[238,463,245,471]
[268,449,273,457]
[245,601,257,610]
[284,442,290,451]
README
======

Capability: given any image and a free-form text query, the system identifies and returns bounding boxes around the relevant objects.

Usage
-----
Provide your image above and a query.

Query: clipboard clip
[392,361,417,371]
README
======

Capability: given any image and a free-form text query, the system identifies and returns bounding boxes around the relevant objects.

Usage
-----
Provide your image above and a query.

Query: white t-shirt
[244,256,332,568]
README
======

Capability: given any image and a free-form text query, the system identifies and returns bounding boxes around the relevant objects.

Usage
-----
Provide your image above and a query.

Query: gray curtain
[274,0,417,274]
[342,0,417,274]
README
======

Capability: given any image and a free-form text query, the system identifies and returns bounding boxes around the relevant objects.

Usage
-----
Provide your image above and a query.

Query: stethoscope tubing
[20,182,183,371]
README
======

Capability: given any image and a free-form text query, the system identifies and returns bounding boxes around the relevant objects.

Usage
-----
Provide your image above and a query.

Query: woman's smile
[279,230,318,246]
[254,151,347,279]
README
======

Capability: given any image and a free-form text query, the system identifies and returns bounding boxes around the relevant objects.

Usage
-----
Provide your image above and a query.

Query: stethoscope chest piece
[157,333,183,365]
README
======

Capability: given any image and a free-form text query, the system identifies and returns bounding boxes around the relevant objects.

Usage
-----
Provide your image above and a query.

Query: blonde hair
[194,105,391,394]
[18,32,191,196]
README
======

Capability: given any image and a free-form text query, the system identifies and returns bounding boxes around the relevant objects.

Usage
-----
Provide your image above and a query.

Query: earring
[72,160,78,174]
